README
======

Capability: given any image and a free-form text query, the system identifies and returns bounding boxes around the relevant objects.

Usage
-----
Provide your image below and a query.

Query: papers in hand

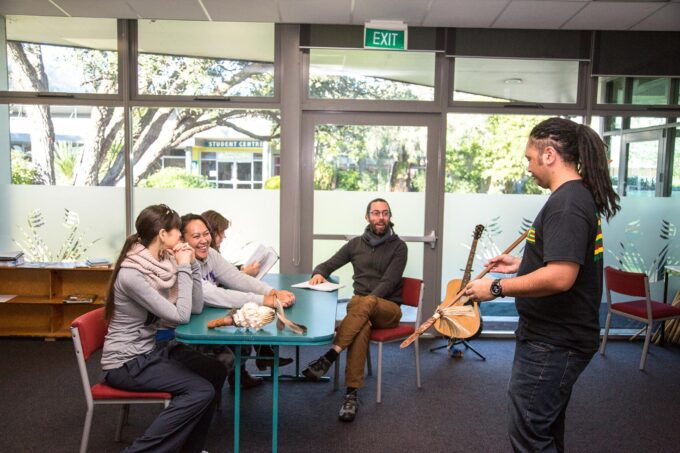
[237,243,279,280]
[291,281,344,292]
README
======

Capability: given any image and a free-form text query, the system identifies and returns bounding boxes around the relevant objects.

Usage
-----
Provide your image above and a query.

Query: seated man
[302,198,407,422]
[181,213,296,389]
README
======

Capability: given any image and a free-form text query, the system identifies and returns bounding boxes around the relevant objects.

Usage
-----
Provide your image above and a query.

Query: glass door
[621,130,665,197]
[301,112,443,317]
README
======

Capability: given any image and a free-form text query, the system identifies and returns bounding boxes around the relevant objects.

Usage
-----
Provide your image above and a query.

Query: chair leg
[79,406,94,453]
[115,404,129,442]
[366,345,373,377]
[333,355,340,391]
[415,338,421,389]
[376,342,383,403]
[599,312,612,355]
[640,323,653,371]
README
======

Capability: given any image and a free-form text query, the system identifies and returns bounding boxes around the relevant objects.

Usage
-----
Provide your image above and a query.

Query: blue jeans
[508,339,593,453]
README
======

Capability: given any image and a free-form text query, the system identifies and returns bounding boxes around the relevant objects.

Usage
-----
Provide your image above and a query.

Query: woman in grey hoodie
[101,204,227,453]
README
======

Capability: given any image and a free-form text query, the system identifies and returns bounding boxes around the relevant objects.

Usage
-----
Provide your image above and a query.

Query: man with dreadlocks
[465,117,620,452]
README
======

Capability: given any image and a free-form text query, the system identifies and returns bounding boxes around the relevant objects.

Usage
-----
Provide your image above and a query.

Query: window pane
[445,113,560,194]
[309,49,434,101]
[9,104,124,186]
[236,162,252,181]
[453,58,579,103]
[137,20,274,97]
[632,78,669,105]
[625,140,658,197]
[313,124,427,192]
[131,108,278,190]
[630,117,667,129]
[598,77,625,104]
[605,134,621,194]
[5,16,118,94]
[597,77,675,105]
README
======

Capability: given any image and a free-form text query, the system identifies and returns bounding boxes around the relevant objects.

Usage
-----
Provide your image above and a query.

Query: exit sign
[364,22,408,50]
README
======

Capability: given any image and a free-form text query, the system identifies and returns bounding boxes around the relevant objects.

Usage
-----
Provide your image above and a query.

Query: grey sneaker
[302,356,332,381]
[338,391,359,422]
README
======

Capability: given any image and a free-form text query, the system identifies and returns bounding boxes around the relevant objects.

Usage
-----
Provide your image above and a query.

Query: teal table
[175,274,338,453]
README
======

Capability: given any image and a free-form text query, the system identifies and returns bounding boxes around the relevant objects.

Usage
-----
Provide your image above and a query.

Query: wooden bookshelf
[0,266,112,338]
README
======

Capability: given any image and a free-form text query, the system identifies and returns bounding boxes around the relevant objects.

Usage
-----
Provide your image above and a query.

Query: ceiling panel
[352,0,432,26]
[56,0,139,18]
[424,0,509,28]
[203,0,280,22]
[278,0,352,24]
[563,2,666,29]
[0,0,65,17]
[494,1,587,29]
[631,3,680,30]
[126,0,208,21]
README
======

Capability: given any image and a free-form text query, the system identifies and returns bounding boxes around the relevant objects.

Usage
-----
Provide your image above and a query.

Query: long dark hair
[529,117,621,221]
[201,210,230,251]
[105,204,181,322]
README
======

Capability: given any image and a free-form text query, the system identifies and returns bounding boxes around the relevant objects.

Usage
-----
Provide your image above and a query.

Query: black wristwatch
[490,278,504,298]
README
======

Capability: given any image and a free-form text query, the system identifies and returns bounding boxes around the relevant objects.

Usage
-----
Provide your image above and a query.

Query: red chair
[600,266,680,371]
[334,277,424,403]
[71,308,171,453]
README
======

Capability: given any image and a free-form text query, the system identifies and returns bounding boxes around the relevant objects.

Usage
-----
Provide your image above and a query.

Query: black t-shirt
[515,180,603,354]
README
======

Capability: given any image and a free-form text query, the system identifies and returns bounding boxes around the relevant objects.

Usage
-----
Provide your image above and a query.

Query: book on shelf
[0,256,25,267]
[0,251,24,261]
[0,251,25,266]
[63,294,98,304]
[86,258,112,268]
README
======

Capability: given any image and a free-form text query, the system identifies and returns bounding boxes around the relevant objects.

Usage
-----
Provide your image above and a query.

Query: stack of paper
[0,251,25,267]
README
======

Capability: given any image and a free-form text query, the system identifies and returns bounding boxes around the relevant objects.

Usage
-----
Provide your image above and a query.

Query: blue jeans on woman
[508,339,593,453]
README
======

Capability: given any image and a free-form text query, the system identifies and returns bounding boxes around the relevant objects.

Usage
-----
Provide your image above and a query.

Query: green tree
[8,42,279,187]
[446,114,549,194]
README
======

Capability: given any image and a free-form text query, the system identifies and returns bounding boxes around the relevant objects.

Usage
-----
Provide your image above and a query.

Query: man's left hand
[464,278,495,302]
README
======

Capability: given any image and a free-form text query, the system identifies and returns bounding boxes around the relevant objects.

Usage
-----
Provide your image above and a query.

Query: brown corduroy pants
[334,295,401,388]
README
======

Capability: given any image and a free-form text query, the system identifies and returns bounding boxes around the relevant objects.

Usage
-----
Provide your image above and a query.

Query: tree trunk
[72,107,123,186]
[7,42,56,184]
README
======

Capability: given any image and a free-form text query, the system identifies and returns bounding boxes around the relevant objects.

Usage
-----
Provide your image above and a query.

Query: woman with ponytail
[101,204,227,453]
[465,118,619,452]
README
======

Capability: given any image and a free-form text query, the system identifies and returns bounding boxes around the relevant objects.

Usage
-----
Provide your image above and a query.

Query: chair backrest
[71,307,107,361]
[401,277,423,308]
[604,266,649,298]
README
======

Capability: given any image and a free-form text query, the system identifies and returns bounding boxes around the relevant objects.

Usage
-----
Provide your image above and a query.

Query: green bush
[264,175,280,190]
[138,167,211,188]
[10,150,39,184]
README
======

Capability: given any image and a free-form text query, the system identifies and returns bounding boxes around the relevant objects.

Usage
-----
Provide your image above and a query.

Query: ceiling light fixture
[504,78,524,85]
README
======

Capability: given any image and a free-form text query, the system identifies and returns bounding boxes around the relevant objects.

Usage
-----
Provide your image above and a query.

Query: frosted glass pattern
[2,186,126,260]
[441,195,680,304]
[314,191,425,236]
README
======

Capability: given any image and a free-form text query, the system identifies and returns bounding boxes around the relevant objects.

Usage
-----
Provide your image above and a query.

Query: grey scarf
[362,225,393,247]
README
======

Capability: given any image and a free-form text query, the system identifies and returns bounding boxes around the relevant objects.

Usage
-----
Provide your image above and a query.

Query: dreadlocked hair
[529,117,620,221]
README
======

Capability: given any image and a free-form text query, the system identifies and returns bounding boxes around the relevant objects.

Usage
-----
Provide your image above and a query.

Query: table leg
[272,345,279,453]
[234,347,241,453]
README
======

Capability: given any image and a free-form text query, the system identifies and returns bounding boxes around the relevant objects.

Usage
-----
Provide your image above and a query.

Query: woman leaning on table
[100,204,227,453]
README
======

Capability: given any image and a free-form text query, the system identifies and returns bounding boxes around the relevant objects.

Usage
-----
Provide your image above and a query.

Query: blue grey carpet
[1,337,679,452]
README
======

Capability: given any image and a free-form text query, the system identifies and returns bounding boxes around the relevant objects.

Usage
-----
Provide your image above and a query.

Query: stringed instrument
[401,229,529,349]
[435,224,485,340]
